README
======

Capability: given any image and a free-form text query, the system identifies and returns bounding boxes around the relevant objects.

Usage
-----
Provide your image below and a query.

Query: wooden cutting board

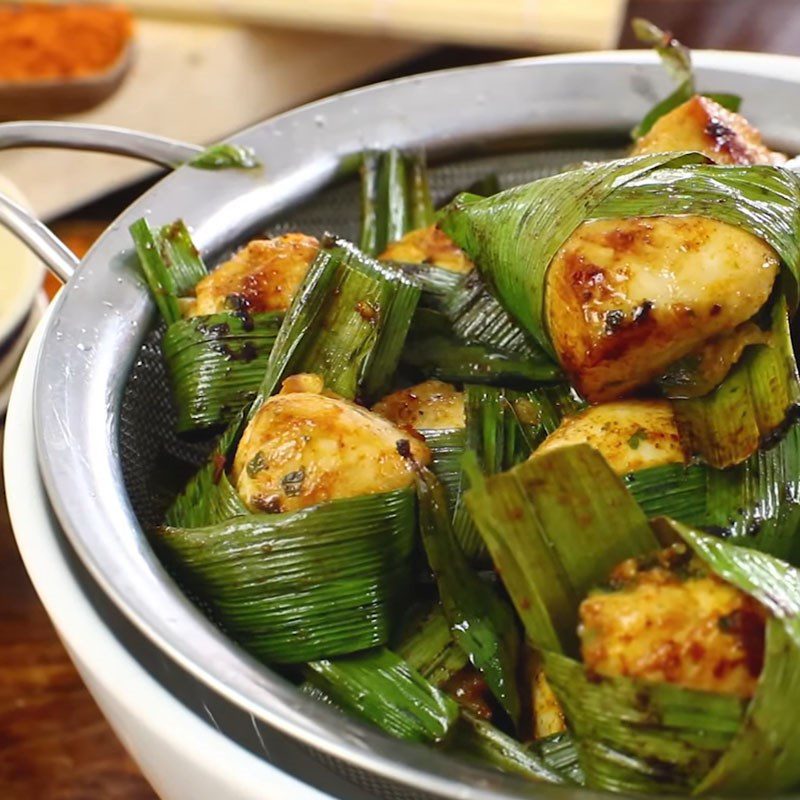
[0,18,423,219]
[125,0,626,52]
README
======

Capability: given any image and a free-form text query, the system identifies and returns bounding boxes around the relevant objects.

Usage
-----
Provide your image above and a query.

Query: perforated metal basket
[6,51,800,799]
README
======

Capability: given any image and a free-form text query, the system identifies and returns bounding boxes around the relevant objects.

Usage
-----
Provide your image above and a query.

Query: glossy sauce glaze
[187,233,319,317]
[232,374,430,513]
[545,215,779,402]
[372,380,465,432]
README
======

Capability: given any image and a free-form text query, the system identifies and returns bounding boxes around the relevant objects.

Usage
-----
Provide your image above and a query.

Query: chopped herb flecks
[246,451,267,478]
[281,467,306,496]
[628,427,648,450]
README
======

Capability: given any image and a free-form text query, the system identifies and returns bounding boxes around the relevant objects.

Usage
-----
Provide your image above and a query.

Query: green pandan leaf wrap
[465,444,800,794]
[438,154,800,359]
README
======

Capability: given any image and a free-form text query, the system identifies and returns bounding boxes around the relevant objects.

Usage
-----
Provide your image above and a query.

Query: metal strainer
[5,51,800,800]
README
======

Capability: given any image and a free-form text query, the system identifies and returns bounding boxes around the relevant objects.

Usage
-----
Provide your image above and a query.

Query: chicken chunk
[632,95,785,165]
[372,380,465,431]
[579,547,766,698]
[379,225,474,274]
[545,215,779,402]
[527,651,567,739]
[186,233,319,317]
[232,374,430,514]
[536,399,686,475]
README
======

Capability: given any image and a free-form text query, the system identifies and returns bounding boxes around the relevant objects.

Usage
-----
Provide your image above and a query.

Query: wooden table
[0,436,157,799]
[2,2,800,798]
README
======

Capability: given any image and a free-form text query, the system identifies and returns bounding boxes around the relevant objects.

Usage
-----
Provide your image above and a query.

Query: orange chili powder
[0,3,133,82]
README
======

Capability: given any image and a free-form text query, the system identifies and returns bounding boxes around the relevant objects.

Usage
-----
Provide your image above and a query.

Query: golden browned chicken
[379,225,474,274]
[186,233,319,317]
[372,380,465,431]
[527,651,567,739]
[232,374,430,514]
[632,95,785,166]
[536,399,687,475]
[545,215,779,402]
[579,547,766,698]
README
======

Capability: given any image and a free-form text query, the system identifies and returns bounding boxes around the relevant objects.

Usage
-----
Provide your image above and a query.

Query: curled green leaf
[189,143,261,170]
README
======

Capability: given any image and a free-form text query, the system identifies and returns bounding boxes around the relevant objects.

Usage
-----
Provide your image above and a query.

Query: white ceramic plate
[0,291,46,415]
[3,315,332,800]
[0,175,44,348]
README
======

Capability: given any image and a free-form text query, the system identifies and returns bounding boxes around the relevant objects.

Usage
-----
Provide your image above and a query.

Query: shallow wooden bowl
[0,42,134,121]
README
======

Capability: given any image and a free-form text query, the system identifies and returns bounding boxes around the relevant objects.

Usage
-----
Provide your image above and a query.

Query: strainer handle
[0,121,207,283]
[0,192,79,283]
[0,121,204,167]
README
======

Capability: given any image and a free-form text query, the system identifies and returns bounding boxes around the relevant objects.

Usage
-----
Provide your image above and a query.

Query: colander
[5,50,800,800]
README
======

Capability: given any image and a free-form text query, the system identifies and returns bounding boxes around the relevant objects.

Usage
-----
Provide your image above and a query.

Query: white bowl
[3,314,332,800]
[0,175,45,349]
[0,290,46,417]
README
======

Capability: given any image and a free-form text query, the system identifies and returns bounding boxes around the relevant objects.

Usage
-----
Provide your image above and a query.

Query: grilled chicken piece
[536,399,686,475]
[232,374,430,514]
[379,225,474,274]
[632,95,785,165]
[579,546,766,698]
[527,651,567,739]
[372,380,465,431]
[545,215,779,402]
[186,233,319,317]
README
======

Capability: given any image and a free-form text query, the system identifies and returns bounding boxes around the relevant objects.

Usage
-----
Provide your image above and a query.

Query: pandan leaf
[164,414,248,528]
[403,309,561,388]
[163,311,282,431]
[453,383,583,560]
[188,143,260,170]
[535,732,585,785]
[631,18,692,87]
[157,488,416,663]
[624,419,800,564]
[447,712,565,784]
[671,295,800,467]
[464,444,657,653]
[306,648,459,743]
[396,603,469,687]
[464,441,800,793]
[252,237,420,407]
[543,650,745,794]
[417,469,521,723]
[439,155,800,361]
[438,152,704,358]
[419,428,466,513]
[630,17,741,138]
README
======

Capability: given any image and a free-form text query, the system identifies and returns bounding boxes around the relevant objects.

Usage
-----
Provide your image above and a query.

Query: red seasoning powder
[0,3,133,82]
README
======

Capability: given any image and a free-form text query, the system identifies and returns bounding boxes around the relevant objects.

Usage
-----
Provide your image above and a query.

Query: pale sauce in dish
[0,176,45,345]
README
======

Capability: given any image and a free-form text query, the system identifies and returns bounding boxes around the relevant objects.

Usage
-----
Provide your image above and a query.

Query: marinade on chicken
[632,95,785,166]
[373,380,465,432]
[579,546,766,699]
[232,373,431,513]
[379,224,474,274]
[186,233,319,316]
[545,215,779,402]
[536,399,686,475]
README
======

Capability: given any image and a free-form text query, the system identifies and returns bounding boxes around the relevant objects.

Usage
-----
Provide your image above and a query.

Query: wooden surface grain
[0,436,157,799]
[1,3,798,799]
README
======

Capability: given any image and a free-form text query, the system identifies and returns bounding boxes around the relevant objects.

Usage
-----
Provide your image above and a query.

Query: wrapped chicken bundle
[466,443,800,794]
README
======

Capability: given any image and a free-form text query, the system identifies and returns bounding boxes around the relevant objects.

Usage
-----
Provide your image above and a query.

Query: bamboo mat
[123,0,626,52]
[0,18,422,219]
